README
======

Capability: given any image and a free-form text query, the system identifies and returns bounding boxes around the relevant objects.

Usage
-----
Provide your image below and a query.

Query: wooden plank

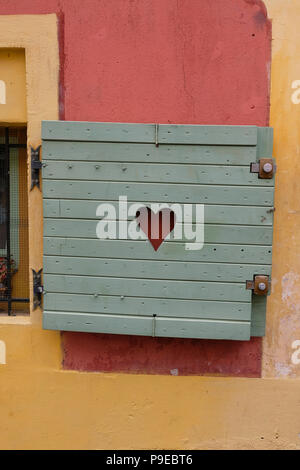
[43,180,275,206]
[43,255,271,283]
[43,311,153,337]
[44,238,273,264]
[42,161,274,186]
[43,141,257,165]
[249,127,274,336]
[44,290,250,314]
[44,199,274,226]
[43,311,250,340]
[158,124,257,145]
[155,317,250,340]
[44,288,251,320]
[42,120,156,143]
[251,295,267,337]
[42,121,257,145]
[44,274,252,309]
[44,219,273,245]
[251,127,275,337]
[257,127,273,158]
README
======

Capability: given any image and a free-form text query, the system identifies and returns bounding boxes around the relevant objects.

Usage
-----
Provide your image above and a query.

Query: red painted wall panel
[0,0,271,376]
[62,333,262,377]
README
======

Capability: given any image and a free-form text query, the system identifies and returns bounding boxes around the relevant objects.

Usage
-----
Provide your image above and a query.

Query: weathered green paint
[43,180,274,206]
[44,219,273,245]
[257,127,273,158]
[155,317,250,340]
[42,121,156,143]
[44,238,272,265]
[43,161,274,186]
[43,312,250,340]
[42,121,257,145]
[249,126,274,337]
[44,200,274,225]
[42,121,275,340]
[251,295,267,337]
[43,141,257,165]
[44,256,271,282]
[44,292,251,316]
[44,275,253,312]
[157,124,257,146]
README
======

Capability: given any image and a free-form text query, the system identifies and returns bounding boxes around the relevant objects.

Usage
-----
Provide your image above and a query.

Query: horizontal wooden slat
[44,275,252,308]
[43,141,257,165]
[43,255,270,283]
[42,121,156,143]
[43,180,274,206]
[158,124,257,145]
[44,219,273,245]
[43,312,250,340]
[44,199,274,225]
[43,312,153,336]
[42,121,257,146]
[155,316,250,340]
[42,161,273,186]
[44,290,250,314]
[44,238,273,264]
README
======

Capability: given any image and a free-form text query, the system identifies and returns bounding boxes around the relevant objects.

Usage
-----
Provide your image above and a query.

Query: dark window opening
[0,127,29,316]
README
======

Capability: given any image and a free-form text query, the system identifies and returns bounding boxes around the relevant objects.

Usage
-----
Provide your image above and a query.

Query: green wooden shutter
[42,121,275,341]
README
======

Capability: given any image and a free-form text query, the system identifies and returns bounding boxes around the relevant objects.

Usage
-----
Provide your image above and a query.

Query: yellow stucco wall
[262,0,300,379]
[0,49,26,124]
[0,4,300,449]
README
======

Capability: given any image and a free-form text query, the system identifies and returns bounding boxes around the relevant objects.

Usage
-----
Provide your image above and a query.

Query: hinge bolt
[258,282,267,291]
[263,162,273,173]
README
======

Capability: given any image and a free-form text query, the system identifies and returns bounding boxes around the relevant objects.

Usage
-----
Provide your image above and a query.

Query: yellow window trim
[0,15,59,324]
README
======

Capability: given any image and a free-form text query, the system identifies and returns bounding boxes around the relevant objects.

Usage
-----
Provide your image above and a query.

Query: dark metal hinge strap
[30,145,42,190]
[32,269,44,310]
[155,124,159,147]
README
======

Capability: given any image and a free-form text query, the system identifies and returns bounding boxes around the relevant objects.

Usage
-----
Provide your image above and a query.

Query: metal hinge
[250,158,276,179]
[246,275,270,295]
[30,145,42,190]
[32,269,44,310]
[155,123,159,147]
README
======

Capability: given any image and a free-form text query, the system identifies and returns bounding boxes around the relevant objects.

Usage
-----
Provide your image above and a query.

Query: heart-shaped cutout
[136,207,176,251]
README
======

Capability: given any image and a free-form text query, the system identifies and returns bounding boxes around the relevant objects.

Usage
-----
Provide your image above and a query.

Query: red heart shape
[136,207,176,251]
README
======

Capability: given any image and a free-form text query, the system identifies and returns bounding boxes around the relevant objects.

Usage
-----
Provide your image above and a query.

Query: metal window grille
[0,127,29,315]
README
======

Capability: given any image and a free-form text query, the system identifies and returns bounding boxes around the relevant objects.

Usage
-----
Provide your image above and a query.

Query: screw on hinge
[258,282,267,291]
[30,145,42,190]
[263,162,273,174]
